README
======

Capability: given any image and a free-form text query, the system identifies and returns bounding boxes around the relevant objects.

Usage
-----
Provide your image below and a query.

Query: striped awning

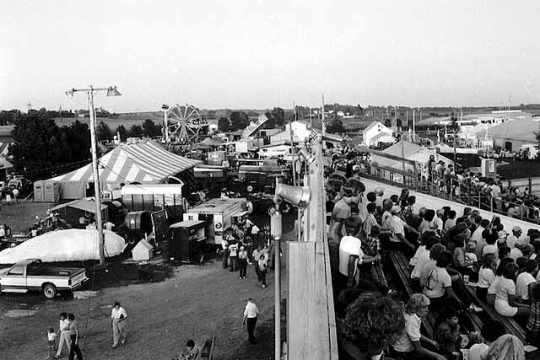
[50,140,201,184]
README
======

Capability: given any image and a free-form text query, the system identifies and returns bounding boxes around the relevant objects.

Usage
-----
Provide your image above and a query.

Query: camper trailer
[183,198,248,246]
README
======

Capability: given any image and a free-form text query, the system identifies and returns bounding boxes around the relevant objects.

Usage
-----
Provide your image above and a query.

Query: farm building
[362,121,394,146]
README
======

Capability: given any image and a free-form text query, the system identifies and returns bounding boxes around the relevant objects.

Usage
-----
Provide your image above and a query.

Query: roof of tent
[49,140,202,184]
[50,198,108,213]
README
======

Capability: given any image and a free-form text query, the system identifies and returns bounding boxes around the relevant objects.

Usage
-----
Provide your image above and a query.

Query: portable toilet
[132,239,153,261]
[43,182,60,202]
[34,181,44,202]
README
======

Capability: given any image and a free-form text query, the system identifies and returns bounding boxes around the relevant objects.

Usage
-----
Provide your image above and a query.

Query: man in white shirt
[54,312,71,359]
[110,301,128,348]
[516,259,537,302]
[506,226,522,249]
[242,298,259,344]
[338,217,380,289]
[509,240,526,261]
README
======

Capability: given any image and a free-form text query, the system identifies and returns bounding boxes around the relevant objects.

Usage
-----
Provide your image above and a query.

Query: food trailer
[183,198,248,246]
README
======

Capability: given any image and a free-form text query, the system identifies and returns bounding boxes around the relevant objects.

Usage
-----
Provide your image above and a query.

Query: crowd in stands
[325,164,540,359]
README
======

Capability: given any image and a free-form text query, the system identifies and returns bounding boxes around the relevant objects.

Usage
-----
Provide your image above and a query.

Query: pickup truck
[0,259,89,299]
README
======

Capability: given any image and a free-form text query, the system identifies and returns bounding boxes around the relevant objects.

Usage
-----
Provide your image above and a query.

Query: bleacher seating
[463,285,527,344]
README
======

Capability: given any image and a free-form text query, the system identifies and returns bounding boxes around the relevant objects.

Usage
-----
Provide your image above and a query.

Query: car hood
[0,267,10,275]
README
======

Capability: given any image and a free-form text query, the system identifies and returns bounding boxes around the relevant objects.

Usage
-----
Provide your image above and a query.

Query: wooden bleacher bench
[388,250,435,338]
[464,285,527,344]
[370,263,388,288]
[388,251,483,337]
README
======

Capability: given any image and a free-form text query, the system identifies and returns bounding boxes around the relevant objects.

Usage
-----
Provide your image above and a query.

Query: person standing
[111,301,128,348]
[229,240,239,272]
[67,313,83,360]
[11,187,19,204]
[54,312,71,359]
[238,246,248,279]
[258,254,268,288]
[252,245,262,278]
[243,298,259,344]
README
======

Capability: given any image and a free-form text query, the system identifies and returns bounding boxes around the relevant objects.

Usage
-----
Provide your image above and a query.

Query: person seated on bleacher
[468,320,506,360]
[410,231,438,269]
[391,293,446,360]
[453,234,476,277]
[526,283,540,346]
[481,230,498,258]
[496,246,511,268]
[516,259,538,304]
[434,307,462,359]
[422,251,465,312]
[481,334,525,360]
[418,209,438,235]
[487,258,515,307]
[339,292,405,360]
[338,217,381,290]
[477,253,497,302]
[493,262,530,318]
[419,244,448,289]
[382,202,418,257]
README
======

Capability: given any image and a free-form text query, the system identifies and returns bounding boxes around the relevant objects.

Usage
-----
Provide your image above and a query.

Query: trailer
[183,198,248,246]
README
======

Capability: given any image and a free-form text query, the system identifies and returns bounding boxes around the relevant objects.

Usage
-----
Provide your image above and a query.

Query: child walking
[47,327,57,359]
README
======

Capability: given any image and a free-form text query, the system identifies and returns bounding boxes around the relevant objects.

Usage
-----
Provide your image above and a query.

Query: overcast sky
[1,0,539,113]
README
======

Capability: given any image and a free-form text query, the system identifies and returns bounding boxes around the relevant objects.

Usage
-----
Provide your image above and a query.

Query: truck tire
[43,283,57,299]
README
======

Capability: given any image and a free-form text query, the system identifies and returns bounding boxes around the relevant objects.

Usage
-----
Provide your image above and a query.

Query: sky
[1,0,539,113]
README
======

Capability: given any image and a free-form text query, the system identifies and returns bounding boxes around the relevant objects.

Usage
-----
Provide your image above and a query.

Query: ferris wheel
[162,104,207,144]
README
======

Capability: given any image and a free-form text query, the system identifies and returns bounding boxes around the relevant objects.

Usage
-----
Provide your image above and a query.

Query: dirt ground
[0,201,292,360]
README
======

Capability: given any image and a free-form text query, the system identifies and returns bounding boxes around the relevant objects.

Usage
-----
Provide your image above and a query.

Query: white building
[362,121,394,147]
[270,121,314,144]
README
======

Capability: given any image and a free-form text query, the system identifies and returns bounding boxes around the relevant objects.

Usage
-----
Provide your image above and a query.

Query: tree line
[7,109,162,178]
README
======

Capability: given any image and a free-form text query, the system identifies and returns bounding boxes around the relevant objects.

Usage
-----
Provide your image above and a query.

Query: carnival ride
[162,104,207,145]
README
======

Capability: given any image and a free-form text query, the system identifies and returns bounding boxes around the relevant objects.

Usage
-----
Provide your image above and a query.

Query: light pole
[65,85,121,265]
[412,108,420,143]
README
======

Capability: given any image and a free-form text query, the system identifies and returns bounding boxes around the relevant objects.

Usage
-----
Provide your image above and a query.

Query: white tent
[0,229,125,264]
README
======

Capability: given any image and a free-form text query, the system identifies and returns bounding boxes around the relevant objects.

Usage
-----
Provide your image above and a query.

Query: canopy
[0,229,125,264]
[46,140,202,199]
[199,137,224,147]
[50,198,108,213]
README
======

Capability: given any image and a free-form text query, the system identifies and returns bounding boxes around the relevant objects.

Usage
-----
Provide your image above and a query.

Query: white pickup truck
[0,259,89,299]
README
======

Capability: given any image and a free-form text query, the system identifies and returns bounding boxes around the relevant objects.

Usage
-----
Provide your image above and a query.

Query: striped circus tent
[0,142,11,157]
[45,140,201,200]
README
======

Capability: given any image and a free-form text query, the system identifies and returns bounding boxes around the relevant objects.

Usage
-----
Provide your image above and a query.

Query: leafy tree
[128,124,144,138]
[142,119,161,138]
[218,117,231,132]
[264,107,285,128]
[0,110,21,125]
[97,121,113,141]
[116,125,128,141]
[326,119,346,134]
[63,120,91,162]
[230,111,249,131]
[10,109,67,173]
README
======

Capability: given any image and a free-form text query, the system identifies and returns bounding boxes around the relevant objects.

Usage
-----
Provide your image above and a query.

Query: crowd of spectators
[326,162,539,359]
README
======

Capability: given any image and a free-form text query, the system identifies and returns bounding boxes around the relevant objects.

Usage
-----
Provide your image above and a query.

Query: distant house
[362,121,394,146]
